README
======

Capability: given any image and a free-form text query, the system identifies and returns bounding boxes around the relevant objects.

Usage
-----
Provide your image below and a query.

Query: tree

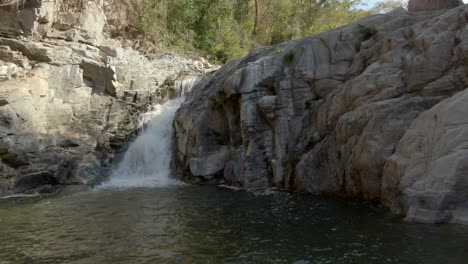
[371,0,406,13]
[253,0,259,35]
[125,0,371,63]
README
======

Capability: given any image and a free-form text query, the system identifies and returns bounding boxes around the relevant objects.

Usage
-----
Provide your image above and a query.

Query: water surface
[0,186,467,264]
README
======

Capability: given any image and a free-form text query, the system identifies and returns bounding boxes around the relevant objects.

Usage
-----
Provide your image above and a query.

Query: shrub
[283,50,295,65]
[210,100,223,111]
[422,38,431,51]
[274,45,282,54]
[163,78,175,87]
[212,130,226,145]
[123,0,371,63]
[358,24,378,39]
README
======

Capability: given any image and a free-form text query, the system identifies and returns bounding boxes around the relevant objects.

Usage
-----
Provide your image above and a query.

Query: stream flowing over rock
[173,4,468,224]
[0,0,211,196]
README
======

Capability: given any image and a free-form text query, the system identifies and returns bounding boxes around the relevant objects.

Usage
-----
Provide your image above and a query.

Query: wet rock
[12,171,57,193]
[24,184,57,195]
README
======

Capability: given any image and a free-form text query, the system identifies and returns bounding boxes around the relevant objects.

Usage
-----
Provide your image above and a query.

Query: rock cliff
[173,5,468,224]
[0,0,210,196]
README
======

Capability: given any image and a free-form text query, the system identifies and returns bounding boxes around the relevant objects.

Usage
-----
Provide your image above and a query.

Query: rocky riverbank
[0,0,212,196]
[172,3,468,224]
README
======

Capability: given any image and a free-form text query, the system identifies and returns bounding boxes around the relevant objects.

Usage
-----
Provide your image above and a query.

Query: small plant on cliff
[274,45,282,54]
[358,24,378,39]
[210,100,223,111]
[163,78,175,87]
[283,51,295,65]
[422,38,431,51]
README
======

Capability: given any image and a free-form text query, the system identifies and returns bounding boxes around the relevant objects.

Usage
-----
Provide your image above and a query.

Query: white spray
[100,98,184,188]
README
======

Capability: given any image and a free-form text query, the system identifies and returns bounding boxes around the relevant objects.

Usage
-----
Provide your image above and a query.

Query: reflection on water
[0,186,467,264]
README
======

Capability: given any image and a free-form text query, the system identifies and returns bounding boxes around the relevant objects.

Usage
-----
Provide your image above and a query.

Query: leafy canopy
[125,0,396,63]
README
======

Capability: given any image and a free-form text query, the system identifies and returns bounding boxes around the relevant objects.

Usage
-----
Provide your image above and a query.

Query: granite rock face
[383,89,468,224]
[173,5,468,223]
[0,0,211,196]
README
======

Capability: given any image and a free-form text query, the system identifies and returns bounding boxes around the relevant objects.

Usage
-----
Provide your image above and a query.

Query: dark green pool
[0,186,467,264]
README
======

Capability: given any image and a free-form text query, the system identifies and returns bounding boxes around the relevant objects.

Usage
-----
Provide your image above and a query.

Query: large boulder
[173,5,468,224]
[383,89,468,224]
[408,0,463,12]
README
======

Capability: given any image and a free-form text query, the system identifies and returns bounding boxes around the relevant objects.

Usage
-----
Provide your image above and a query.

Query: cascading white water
[100,98,184,188]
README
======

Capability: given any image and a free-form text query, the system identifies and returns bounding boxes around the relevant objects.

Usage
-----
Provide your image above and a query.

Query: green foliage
[422,39,431,51]
[163,78,175,87]
[274,45,282,54]
[358,24,378,39]
[212,130,227,145]
[305,100,312,109]
[370,0,405,14]
[210,99,223,111]
[126,0,371,63]
[283,50,295,65]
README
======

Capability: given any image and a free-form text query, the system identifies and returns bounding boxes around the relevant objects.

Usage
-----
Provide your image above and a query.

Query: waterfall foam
[100,98,184,188]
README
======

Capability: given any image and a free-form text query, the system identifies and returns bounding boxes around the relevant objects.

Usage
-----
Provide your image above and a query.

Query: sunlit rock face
[408,0,463,12]
[173,5,468,224]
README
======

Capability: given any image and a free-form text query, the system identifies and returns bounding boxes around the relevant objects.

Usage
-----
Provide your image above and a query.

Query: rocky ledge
[0,0,211,196]
[173,4,468,224]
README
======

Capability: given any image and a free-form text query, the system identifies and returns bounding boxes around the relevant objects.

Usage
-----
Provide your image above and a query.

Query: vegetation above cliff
[125,0,404,63]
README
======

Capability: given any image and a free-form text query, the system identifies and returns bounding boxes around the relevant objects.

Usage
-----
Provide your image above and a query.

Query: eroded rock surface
[173,5,468,223]
[383,89,468,224]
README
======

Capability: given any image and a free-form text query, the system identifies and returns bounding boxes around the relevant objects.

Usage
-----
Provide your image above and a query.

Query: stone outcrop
[173,5,468,224]
[0,0,212,196]
[408,0,463,12]
[382,89,468,224]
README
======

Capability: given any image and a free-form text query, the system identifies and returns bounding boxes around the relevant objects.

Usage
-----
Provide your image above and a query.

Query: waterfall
[175,76,199,97]
[100,98,184,188]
